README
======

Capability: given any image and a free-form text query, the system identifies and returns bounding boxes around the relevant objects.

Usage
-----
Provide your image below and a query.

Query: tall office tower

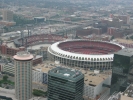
[2,9,13,21]
[48,67,84,100]
[13,51,33,100]
[111,48,133,93]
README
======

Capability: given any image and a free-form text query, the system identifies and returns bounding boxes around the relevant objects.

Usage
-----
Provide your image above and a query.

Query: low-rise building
[83,70,112,100]
[108,84,133,100]
[2,63,14,76]
[32,63,55,84]
[33,55,43,66]
[113,38,133,48]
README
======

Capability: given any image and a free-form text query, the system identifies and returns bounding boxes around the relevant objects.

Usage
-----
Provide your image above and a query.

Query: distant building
[2,9,13,22]
[28,47,48,61]
[0,21,16,26]
[110,14,130,24]
[114,38,133,48]
[34,17,45,23]
[121,24,130,29]
[13,51,33,100]
[0,43,25,56]
[32,55,43,66]
[107,27,118,35]
[48,67,84,100]
[101,18,124,28]
[111,48,133,93]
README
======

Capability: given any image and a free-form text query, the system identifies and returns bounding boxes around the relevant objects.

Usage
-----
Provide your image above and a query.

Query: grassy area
[0,80,14,85]
[0,75,14,86]
[33,89,47,97]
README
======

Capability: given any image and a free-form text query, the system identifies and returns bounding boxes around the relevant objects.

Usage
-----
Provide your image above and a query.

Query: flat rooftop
[27,44,50,50]
[121,95,133,100]
[49,67,84,82]
[33,64,54,73]
[115,38,133,44]
[82,70,111,86]
[33,61,111,85]
[32,61,56,73]
[114,48,133,57]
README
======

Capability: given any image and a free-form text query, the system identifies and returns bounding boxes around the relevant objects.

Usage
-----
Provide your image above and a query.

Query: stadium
[48,39,124,70]
[14,34,66,47]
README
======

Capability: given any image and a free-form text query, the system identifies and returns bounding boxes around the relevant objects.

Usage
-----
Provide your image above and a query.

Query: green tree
[7,58,11,61]
[3,26,8,32]
[3,75,8,81]
[111,36,114,40]
[32,89,47,96]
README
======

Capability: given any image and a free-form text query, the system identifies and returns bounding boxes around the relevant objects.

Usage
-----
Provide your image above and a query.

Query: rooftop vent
[64,73,70,77]
[85,79,88,81]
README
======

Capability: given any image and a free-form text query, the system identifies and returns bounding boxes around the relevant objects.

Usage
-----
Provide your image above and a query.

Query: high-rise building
[13,51,33,100]
[2,9,13,22]
[111,48,133,93]
[48,67,84,100]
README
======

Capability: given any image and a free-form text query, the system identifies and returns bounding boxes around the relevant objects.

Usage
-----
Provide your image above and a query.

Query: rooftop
[114,48,133,57]
[114,38,133,44]
[33,64,54,73]
[82,70,111,86]
[13,51,33,60]
[33,61,112,85]
[123,84,133,98]
[121,95,133,100]
[48,67,84,82]
[33,55,42,60]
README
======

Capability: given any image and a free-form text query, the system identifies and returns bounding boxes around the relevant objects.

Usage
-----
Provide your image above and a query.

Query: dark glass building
[111,48,133,93]
[48,67,84,100]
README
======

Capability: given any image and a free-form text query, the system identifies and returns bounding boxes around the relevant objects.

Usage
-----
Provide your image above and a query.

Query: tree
[111,36,114,40]
[32,89,47,97]
[3,26,8,32]
[3,75,8,81]
[7,58,11,61]
[126,36,129,39]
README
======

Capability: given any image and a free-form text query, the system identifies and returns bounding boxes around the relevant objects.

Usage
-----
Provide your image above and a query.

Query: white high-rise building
[13,51,33,100]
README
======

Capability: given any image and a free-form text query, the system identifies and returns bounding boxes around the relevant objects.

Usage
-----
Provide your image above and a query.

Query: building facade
[83,70,111,100]
[0,43,25,56]
[2,9,13,22]
[48,67,84,100]
[13,51,33,100]
[2,63,14,76]
[32,69,43,84]
[111,48,133,93]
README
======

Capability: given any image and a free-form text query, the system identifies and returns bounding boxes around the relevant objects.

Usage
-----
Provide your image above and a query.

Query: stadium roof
[48,39,125,62]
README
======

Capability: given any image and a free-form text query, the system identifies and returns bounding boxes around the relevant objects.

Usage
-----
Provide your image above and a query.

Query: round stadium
[48,39,125,70]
